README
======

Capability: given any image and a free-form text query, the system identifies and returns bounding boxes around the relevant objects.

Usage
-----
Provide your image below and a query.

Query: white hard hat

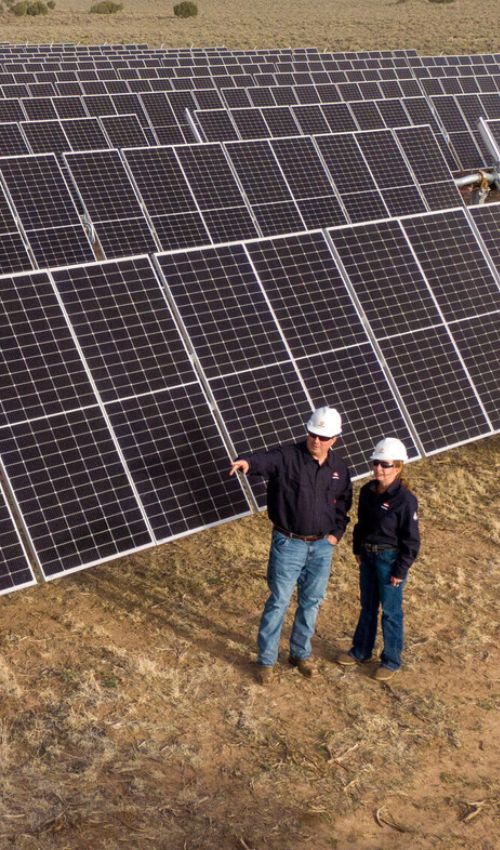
[306,406,342,438]
[370,437,408,463]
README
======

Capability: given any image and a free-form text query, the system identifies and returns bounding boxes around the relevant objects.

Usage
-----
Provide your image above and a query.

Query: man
[230,407,352,683]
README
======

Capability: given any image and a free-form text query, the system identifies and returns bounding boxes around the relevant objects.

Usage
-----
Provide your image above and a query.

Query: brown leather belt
[362,543,398,553]
[274,526,323,542]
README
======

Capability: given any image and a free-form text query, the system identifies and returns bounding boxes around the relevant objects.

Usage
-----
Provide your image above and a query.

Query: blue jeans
[350,550,406,671]
[257,530,335,667]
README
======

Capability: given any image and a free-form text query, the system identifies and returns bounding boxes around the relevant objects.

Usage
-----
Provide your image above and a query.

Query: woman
[338,437,420,681]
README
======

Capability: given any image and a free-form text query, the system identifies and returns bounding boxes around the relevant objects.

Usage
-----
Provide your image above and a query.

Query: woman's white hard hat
[306,406,342,438]
[370,437,408,463]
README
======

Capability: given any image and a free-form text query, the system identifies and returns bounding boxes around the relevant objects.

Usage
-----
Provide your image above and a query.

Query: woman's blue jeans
[257,530,335,667]
[350,549,406,671]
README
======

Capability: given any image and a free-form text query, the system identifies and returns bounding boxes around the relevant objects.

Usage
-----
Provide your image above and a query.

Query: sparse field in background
[0,3,499,848]
[0,0,498,53]
[1,437,499,850]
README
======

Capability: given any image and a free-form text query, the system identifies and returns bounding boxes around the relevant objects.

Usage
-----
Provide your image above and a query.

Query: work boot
[255,664,275,684]
[337,650,372,666]
[337,651,357,666]
[289,656,317,678]
[373,665,399,682]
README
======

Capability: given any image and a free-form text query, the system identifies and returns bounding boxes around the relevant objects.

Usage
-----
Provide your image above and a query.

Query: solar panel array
[0,43,499,595]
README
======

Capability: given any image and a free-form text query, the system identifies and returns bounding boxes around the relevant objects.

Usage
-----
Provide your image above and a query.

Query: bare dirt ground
[0,3,499,849]
[0,0,498,54]
[1,436,499,850]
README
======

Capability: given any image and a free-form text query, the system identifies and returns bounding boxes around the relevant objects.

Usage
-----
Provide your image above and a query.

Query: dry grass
[1,436,499,850]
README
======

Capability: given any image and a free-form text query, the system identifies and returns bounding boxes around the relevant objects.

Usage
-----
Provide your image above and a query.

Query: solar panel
[377,326,491,452]
[158,242,293,377]
[377,98,412,127]
[230,107,271,140]
[329,219,442,338]
[64,149,158,258]
[0,485,36,596]
[21,119,69,155]
[195,108,239,142]
[468,203,500,272]
[291,104,330,135]
[0,407,153,579]
[61,116,109,150]
[0,123,30,157]
[99,113,149,148]
[22,97,58,121]
[82,93,117,117]
[270,136,336,200]
[245,231,368,358]
[393,125,463,209]
[207,360,314,504]
[50,257,195,402]
[401,210,500,322]
[356,129,424,193]
[105,385,251,540]
[448,314,500,429]
[0,269,97,427]
[174,143,259,242]
[260,106,300,137]
[52,95,88,119]
[0,153,95,266]
[0,153,81,229]
[295,344,419,474]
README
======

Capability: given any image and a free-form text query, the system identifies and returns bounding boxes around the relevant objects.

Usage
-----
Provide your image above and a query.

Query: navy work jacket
[239,441,352,540]
[352,480,420,578]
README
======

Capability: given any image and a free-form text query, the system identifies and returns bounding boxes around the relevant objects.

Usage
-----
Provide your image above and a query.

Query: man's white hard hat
[306,406,342,438]
[370,437,408,463]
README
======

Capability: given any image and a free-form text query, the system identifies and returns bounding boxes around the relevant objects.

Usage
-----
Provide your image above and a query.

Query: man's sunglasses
[372,460,395,469]
[307,430,333,442]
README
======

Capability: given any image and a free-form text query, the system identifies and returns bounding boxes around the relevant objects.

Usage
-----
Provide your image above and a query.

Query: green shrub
[11,0,49,11]
[173,1,198,17]
[47,0,55,7]
[90,0,122,12]
[26,1,48,13]
[11,1,28,14]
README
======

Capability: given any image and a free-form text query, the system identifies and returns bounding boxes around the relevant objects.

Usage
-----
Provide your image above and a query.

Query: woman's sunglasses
[372,460,395,469]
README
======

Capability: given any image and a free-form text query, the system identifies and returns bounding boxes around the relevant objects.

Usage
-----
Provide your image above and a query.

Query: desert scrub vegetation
[173,1,198,17]
[90,0,122,12]
[11,0,49,13]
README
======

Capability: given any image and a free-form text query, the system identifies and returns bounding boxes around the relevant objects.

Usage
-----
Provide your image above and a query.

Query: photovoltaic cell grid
[174,143,259,242]
[50,256,251,541]
[469,203,500,272]
[0,407,153,578]
[155,244,317,505]
[0,485,36,595]
[243,231,419,472]
[0,269,97,427]
[223,138,308,235]
[0,182,32,273]
[400,209,500,322]
[123,145,211,251]
[328,215,494,451]
[0,256,253,578]
[64,149,159,258]
[0,153,95,267]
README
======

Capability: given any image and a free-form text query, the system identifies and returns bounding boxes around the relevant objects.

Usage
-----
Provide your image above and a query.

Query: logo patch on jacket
[381,502,390,511]
[331,471,340,479]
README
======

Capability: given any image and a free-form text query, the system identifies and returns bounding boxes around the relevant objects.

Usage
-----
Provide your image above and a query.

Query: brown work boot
[337,650,372,666]
[289,656,317,678]
[255,664,275,684]
[373,665,399,682]
[337,651,357,666]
